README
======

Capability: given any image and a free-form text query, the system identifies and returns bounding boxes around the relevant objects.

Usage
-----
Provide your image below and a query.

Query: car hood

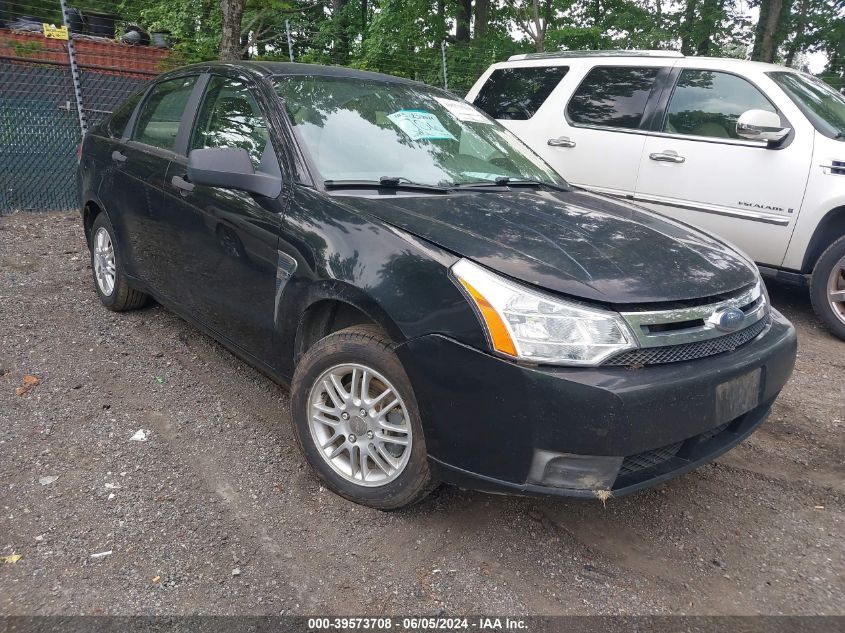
[333,188,758,304]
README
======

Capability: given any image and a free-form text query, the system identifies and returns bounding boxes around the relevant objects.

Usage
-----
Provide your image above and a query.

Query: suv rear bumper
[396,308,797,498]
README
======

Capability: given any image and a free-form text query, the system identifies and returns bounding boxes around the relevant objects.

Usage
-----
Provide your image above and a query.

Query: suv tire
[290,325,436,510]
[810,235,845,340]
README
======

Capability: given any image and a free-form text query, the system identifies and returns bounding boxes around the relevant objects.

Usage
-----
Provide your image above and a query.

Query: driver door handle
[547,136,576,148]
[649,150,685,163]
[111,150,127,163]
[171,175,195,195]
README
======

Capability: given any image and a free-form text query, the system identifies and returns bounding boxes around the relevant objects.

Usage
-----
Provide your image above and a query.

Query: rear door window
[473,66,568,120]
[133,76,197,151]
[664,70,777,139]
[566,66,660,129]
[106,92,142,138]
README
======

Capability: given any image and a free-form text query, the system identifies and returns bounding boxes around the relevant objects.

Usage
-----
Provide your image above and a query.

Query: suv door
[163,73,284,357]
[634,66,813,267]
[108,74,200,289]
[525,62,670,195]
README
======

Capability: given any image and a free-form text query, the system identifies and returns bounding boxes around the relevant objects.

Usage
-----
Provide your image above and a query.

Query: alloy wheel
[93,226,116,296]
[828,255,845,326]
[307,363,412,487]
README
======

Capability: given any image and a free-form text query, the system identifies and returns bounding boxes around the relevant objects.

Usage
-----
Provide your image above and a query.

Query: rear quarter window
[473,66,568,120]
[566,66,660,129]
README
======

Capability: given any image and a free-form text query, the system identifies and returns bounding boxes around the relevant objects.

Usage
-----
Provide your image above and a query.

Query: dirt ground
[0,211,843,616]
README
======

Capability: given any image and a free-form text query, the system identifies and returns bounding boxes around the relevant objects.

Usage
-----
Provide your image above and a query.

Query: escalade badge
[710,307,745,332]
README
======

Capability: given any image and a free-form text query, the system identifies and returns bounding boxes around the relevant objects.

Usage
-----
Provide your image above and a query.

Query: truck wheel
[290,325,436,510]
[810,235,845,340]
[90,213,148,311]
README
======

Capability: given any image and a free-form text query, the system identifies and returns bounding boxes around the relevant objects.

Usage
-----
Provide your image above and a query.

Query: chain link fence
[1,1,168,213]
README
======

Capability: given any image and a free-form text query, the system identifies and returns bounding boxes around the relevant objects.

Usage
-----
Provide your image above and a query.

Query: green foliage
[109,0,841,90]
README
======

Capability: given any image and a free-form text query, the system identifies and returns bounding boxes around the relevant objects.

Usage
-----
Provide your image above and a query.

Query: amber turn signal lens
[457,277,518,357]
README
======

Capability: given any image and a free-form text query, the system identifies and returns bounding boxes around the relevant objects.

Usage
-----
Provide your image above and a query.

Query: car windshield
[273,74,565,187]
[768,71,845,140]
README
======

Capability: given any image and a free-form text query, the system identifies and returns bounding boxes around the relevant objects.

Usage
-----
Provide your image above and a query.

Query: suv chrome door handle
[111,150,127,163]
[547,136,576,148]
[649,150,685,163]
[171,175,195,195]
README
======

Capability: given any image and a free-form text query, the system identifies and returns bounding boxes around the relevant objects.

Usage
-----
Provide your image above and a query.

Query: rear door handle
[649,150,685,163]
[171,175,195,195]
[111,150,127,163]
[547,136,576,148]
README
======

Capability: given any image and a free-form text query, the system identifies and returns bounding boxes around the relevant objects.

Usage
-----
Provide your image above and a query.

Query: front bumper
[396,308,797,498]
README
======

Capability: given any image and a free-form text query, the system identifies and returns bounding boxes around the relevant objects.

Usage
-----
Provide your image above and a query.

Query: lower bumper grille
[619,441,683,476]
[604,314,770,366]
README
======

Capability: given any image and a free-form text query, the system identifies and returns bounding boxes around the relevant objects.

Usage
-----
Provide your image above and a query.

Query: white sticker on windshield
[434,97,491,123]
[387,109,456,141]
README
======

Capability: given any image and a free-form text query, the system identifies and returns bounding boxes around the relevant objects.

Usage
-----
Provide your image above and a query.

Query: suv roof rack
[508,49,684,61]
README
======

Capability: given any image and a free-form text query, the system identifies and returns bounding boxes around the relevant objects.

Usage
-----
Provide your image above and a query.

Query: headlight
[451,259,636,366]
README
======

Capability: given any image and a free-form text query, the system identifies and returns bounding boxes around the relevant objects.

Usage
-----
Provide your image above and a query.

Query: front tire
[290,325,435,510]
[90,213,147,312]
[810,235,845,341]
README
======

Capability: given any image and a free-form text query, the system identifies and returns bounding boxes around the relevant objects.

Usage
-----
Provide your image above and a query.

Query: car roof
[504,50,800,74]
[159,60,434,88]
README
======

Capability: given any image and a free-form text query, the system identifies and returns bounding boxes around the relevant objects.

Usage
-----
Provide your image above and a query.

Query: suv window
[567,66,660,129]
[133,76,197,150]
[664,70,776,139]
[190,76,269,167]
[473,66,569,120]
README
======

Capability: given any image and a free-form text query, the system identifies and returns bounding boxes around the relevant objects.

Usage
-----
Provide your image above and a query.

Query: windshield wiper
[324,177,448,193]
[452,176,571,192]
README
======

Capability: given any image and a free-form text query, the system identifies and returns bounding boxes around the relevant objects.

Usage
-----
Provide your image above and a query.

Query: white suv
[467,51,845,340]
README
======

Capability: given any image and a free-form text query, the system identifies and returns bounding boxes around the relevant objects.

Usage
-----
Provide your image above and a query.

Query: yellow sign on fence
[42,23,69,40]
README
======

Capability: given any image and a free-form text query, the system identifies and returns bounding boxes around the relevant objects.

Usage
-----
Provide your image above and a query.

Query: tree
[220,0,246,60]
[507,0,555,52]
[751,0,794,62]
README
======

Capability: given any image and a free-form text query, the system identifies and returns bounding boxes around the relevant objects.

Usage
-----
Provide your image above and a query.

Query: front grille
[604,314,769,366]
[619,441,683,476]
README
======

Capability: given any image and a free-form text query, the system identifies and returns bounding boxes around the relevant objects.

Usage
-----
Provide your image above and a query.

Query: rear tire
[290,325,436,510]
[810,235,845,341]
[90,213,147,312]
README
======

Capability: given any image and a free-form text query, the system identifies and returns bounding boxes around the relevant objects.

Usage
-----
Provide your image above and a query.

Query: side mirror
[736,109,790,145]
[187,147,282,198]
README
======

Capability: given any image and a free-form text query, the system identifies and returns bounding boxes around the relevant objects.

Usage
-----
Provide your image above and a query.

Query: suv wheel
[90,213,147,311]
[290,325,435,510]
[810,235,845,340]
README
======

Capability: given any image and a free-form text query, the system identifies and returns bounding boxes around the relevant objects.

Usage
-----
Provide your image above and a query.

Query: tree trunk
[680,0,697,55]
[784,0,806,67]
[532,0,544,52]
[219,0,246,61]
[455,0,472,42]
[752,0,793,63]
[474,0,489,39]
[361,0,368,32]
[331,0,350,63]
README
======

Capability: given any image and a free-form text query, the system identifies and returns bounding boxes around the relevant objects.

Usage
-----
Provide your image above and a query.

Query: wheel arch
[292,284,405,365]
[802,205,845,273]
[82,199,108,247]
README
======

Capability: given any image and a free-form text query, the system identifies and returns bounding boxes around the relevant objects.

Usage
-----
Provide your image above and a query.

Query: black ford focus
[78,62,797,509]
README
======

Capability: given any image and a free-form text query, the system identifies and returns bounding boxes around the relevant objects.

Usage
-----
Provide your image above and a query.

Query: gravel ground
[1,211,843,616]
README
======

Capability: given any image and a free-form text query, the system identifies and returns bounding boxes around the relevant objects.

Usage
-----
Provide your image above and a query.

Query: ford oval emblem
[713,307,745,332]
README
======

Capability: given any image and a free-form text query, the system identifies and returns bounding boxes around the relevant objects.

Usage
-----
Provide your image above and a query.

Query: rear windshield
[473,66,568,120]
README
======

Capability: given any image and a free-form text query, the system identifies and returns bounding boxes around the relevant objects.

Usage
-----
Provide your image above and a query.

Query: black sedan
[77,62,797,509]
